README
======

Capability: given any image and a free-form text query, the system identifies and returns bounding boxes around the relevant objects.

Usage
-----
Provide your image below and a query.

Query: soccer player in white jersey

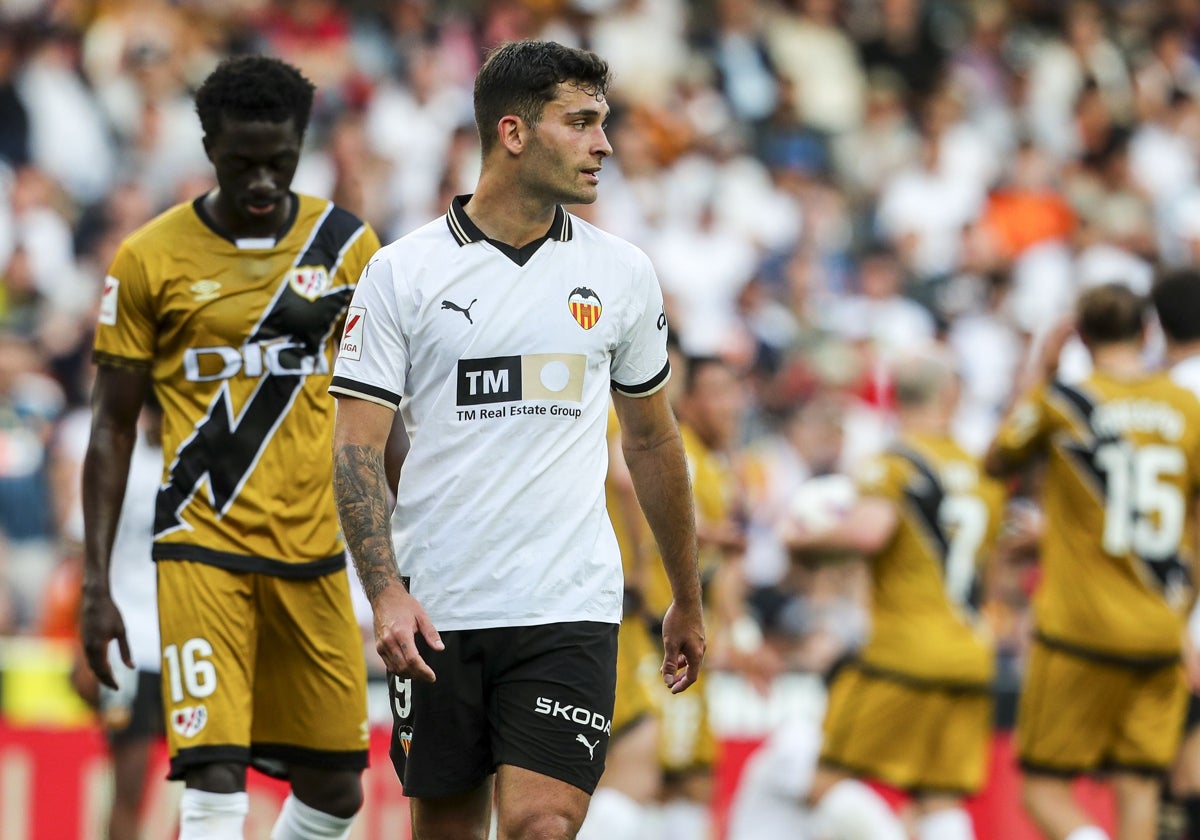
[328,40,705,840]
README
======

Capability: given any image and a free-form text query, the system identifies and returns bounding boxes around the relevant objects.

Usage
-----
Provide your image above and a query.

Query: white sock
[813,778,907,840]
[657,799,709,839]
[1065,828,1110,840]
[270,794,355,839]
[577,788,645,840]
[918,807,975,840]
[178,789,249,840]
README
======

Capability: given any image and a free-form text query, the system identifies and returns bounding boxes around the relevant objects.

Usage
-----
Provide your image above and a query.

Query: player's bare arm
[80,365,148,689]
[613,388,704,694]
[786,497,899,562]
[333,396,443,681]
[985,315,1074,478]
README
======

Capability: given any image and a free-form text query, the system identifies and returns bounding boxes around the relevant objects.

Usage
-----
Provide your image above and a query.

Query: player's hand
[372,582,444,683]
[79,587,132,691]
[660,599,705,694]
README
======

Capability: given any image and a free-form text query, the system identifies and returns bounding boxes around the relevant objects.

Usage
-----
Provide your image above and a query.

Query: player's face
[688,363,745,451]
[522,83,612,206]
[205,114,303,237]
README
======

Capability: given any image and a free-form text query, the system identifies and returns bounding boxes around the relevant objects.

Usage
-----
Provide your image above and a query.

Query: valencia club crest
[568,286,602,330]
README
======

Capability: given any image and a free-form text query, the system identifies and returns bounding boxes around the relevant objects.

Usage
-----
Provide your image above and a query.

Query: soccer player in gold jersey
[791,346,1006,840]
[80,56,381,840]
[987,283,1200,840]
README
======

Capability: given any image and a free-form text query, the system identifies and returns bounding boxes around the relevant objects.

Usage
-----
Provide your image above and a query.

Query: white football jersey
[331,197,670,630]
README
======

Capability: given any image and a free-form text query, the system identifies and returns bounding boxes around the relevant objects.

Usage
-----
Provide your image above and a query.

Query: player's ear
[497,115,526,156]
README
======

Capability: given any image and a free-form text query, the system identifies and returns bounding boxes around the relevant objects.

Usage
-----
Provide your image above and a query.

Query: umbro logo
[576,733,599,760]
[190,279,221,302]
[442,298,477,324]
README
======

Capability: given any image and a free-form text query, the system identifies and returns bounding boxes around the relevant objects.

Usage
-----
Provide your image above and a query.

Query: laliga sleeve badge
[339,306,365,360]
[568,287,602,330]
[99,276,120,326]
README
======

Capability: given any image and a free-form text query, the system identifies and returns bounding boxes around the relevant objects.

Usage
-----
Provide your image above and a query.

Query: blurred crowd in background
[2,0,1200,683]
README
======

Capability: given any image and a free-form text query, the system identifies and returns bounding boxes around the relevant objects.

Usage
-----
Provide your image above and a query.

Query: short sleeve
[339,221,382,286]
[611,252,670,397]
[93,241,157,369]
[329,254,407,410]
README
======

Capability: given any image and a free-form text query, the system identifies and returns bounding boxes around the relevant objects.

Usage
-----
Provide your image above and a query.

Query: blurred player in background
[54,395,164,840]
[1151,268,1200,840]
[80,55,381,840]
[95,397,165,840]
[790,346,1006,840]
[987,283,1200,840]
[640,352,777,838]
[577,403,664,840]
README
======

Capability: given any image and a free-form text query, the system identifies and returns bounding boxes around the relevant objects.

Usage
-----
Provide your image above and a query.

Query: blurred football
[788,473,857,534]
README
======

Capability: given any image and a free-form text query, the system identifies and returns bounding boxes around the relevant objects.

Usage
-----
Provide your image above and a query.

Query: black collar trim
[445,194,572,266]
[192,192,300,246]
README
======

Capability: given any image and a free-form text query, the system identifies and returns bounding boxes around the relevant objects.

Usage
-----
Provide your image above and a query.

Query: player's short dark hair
[195,55,316,140]
[473,40,610,155]
[683,354,729,395]
[1076,282,1146,346]
[1152,268,1200,343]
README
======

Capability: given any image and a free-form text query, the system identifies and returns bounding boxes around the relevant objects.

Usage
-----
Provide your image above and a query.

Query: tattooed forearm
[334,443,404,602]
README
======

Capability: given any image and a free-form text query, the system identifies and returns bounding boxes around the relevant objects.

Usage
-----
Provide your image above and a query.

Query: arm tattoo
[334,443,403,601]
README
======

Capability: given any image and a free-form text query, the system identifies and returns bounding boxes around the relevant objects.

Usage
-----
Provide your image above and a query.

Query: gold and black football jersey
[990,372,1200,661]
[856,432,1006,687]
[606,405,650,592]
[644,422,738,620]
[94,194,381,575]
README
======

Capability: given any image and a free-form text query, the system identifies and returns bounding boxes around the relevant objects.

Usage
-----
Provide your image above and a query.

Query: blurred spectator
[0,28,31,170]
[765,0,867,137]
[588,0,690,106]
[1131,13,1200,120]
[650,193,760,357]
[948,0,1018,150]
[1023,0,1133,161]
[832,67,921,218]
[364,41,472,237]
[855,0,948,108]
[698,0,780,131]
[874,91,986,285]
[0,329,64,630]
[17,25,117,206]
[824,244,936,354]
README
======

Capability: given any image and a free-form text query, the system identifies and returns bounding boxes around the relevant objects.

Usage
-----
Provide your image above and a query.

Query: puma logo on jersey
[576,733,599,760]
[442,298,477,324]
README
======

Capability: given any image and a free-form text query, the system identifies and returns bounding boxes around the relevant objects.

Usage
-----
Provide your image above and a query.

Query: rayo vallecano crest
[568,286,602,330]
[287,265,331,300]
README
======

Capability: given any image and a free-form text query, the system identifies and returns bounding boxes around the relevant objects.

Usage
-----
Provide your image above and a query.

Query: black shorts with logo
[387,620,618,798]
